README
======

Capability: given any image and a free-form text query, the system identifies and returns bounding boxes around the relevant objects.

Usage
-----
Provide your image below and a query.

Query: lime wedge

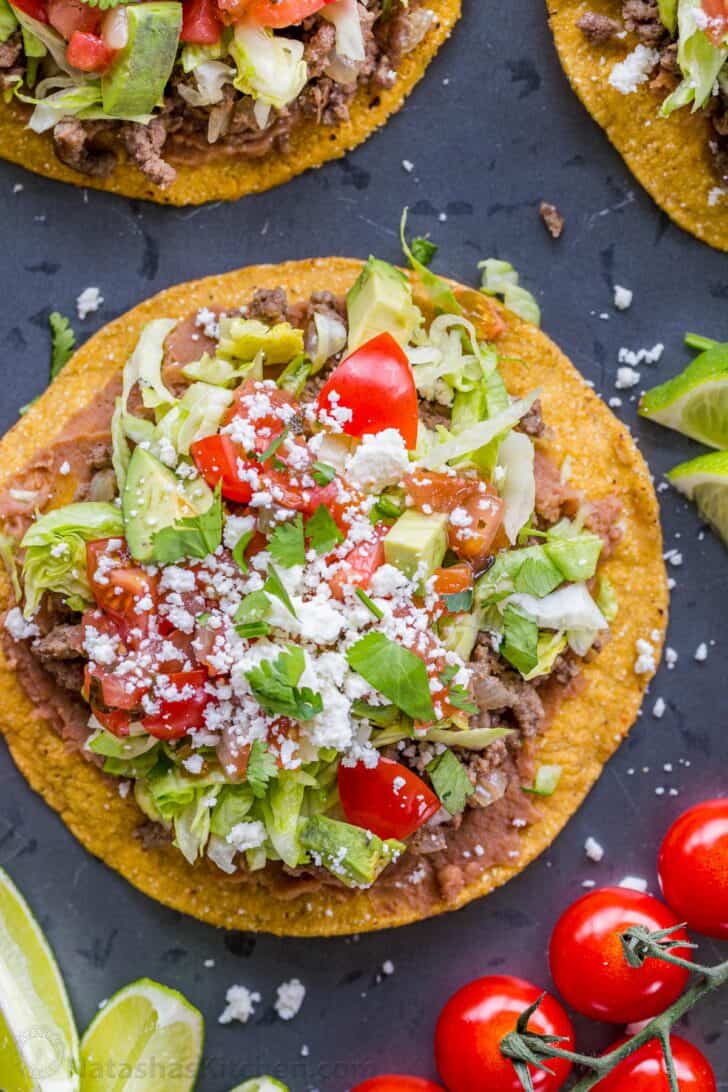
[639,343,728,448]
[667,450,728,546]
[228,1080,289,1092]
[80,979,203,1092]
[0,867,80,1092]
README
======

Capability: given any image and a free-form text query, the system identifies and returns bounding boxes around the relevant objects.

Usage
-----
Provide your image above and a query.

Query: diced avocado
[300,815,404,889]
[384,509,448,581]
[102,2,181,118]
[217,318,304,364]
[346,257,421,351]
[122,446,195,562]
[543,532,603,582]
[440,611,481,661]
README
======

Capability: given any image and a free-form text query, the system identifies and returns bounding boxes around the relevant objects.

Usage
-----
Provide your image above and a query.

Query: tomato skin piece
[222,378,298,444]
[317,333,419,449]
[328,524,387,601]
[594,1034,716,1091]
[352,1079,445,1092]
[435,975,574,1092]
[47,0,98,38]
[245,0,334,27]
[549,887,691,1024]
[86,539,157,635]
[447,487,504,566]
[432,562,474,597]
[658,798,728,939]
[338,757,440,840]
[10,0,48,22]
[191,434,253,504]
[66,30,114,71]
[142,669,212,740]
[181,0,223,41]
[91,706,131,738]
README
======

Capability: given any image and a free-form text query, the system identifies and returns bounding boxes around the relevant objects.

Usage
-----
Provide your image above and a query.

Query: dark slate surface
[1,0,727,1088]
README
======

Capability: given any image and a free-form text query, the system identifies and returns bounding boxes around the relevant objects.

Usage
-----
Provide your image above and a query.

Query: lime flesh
[667,450,728,546]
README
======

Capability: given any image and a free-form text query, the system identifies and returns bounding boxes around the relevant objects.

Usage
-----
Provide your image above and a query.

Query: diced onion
[102,7,128,51]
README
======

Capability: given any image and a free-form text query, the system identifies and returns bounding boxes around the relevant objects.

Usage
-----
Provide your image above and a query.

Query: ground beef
[303,20,337,78]
[122,119,177,189]
[622,0,668,45]
[0,32,22,68]
[469,639,546,737]
[52,119,116,179]
[418,400,451,430]
[519,398,546,437]
[248,287,291,325]
[539,201,565,239]
[577,11,621,42]
[375,4,433,65]
[32,624,85,661]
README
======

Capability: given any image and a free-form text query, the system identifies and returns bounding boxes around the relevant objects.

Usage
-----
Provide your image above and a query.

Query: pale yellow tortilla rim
[0,258,668,935]
[0,0,459,206]
[549,0,728,252]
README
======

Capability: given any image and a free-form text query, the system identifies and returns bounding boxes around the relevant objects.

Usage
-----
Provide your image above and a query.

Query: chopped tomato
[447,488,504,567]
[303,479,367,531]
[191,434,253,504]
[223,379,298,453]
[48,0,98,38]
[181,0,223,42]
[86,539,157,634]
[91,706,131,738]
[338,757,440,840]
[405,470,475,513]
[245,0,334,28]
[10,0,48,22]
[142,669,212,740]
[317,333,419,449]
[267,717,301,765]
[217,728,251,779]
[328,524,387,600]
[98,672,150,711]
[701,0,728,46]
[432,562,474,612]
[66,30,114,71]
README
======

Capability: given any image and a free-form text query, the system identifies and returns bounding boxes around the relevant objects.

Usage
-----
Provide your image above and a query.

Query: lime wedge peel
[80,978,204,1092]
[0,867,80,1092]
[667,450,728,547]
[639,343,728,449]
[228,1080,289,1092]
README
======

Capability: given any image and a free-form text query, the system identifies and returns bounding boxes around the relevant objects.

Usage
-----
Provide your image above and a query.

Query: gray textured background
[1,0,727,1087]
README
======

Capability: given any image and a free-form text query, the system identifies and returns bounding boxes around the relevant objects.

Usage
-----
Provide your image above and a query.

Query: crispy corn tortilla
[0,0,459,206]
[549,0,728,252]
[0,258,668,935]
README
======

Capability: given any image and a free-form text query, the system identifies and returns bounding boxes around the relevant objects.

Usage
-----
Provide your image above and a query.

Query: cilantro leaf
[234,590,271,638]
[410,236,438,267]
[151,488,222,563]
[306,504,343,555]
[351,699,401,727]
[245,645,323,721]
[245,739,278,798]
[438,666,477,715]
[427,750,474,815]
[442,589,474,613]
[269,514,305,568]
[355,587,384,619]
[49,311,76,379]
[264,564,297,617]
[501,605,539,676]
[311,462,336,486]
[255,425,289,464]
[346,633,435,722]
[232,529,254,572]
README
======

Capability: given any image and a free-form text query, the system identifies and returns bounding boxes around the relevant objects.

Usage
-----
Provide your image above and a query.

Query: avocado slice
[122,446,195,562]
[300,815,404,888]
[102,2,182,119]
[384,509,449,581]
[346,257,420,351]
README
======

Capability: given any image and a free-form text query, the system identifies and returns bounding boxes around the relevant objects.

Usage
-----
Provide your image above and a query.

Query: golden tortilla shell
[549,0,728,251]
[0,0,459,205]
[0,258,668,935]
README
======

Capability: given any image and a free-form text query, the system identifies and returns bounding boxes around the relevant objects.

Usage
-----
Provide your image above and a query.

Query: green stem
[684,332,719,352]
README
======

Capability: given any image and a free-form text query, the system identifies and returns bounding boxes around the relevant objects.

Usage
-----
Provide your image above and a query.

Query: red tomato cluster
[350,800,725,1091]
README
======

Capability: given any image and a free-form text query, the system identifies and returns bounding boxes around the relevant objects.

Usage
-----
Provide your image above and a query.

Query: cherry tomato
[245,0,334,27]
[191,434,253,504]
[435,975,574,1091]
[142,669,212,740]
[701,0,728,46]
[86,539,157,634]
[658,798,728,939]
[338,757,440,840]
[9,0,48,22]
[181,0,223,42]
[317,333,419,449]
[66,30,114,71]
[47,0,98,38]
[549,887,691,1024]
[594,1034,716,1091]
[328,524,387,601]
[352,1080,445,1092]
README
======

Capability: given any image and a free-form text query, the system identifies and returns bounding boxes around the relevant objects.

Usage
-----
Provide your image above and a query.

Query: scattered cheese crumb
[665,647,678,670]
[275,978,306,1021]
[608,45,660,95]
[620,875,648,892]
[694,642,708,662]
[634,638,656,675]
[613,285,633,310]
[381,960,395,976]
[585,836,605,862]
[76,286,103,320]
[616,366,640,390]
[652,697,666,719]
[402,159,414,173]
[218,984,261,1025]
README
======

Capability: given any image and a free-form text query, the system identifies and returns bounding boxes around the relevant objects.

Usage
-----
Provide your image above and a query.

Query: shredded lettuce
[180,39,226,73]
[0,0,17,43]
[182,352,262,387]
[662,0,728,114]
[0,530,21,602]
[217,317,304,364]
[259,771,306,869]
[231,22,308,116]
[523,631,568,681]
[409,313,496,403]
[417,392,538,469]
[509,583,608,655]
[11,6,78,74]
[18,81,103,133]
[177,60,236,107]
[479,259,541,326]
[309,311,347,372]
[497,430,535,543]
[155,382,233,456]
[20,502,124,616]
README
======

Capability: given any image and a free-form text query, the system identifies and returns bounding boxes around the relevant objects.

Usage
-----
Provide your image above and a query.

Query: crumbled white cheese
[694,642,708,662]
[613,285,633,310]
[634,638,656,675]
[274,978,306,1021]
[4,607,40,641]
[652,697,666,719]
[76,286,103,320]
[585,836,605,862]
[665,646,678,669]
[218,984,261,1025]
[402,159,414,173]
[618,343,664,366]
[620,875,648,893]
[182,754,204,775]
[608,45,660,95]
[226,820,266,853]
[616,366,641,390]
[345,429,410,493]
[381,960,395,976]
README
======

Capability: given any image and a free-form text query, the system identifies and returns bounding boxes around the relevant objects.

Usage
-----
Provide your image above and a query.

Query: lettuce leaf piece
[416,392,538,469]
[400,208,462,315]
[210,784,255,838]
[182,352,262,387]
[523,630,568,681]
[180,39,226,73]
[308,311,347,373]
[498,430,535,544]
[525,763,563,797]
[10,5,78,72]
[0,530,21,601]
[501,605,539,675]
[479,258,541,326]
[424,725,512,750]
[176,59,235,107]
[259,771,306,868]
[231,22,308,118]
[20,502,124,616]
[595,574,619,622]
[0,0,18,44]
[277,354,311,396]
[509,583,608,657]
[18,80,103,133]
[661,0,728,114]
[427,749,474,814]
[155,381,233,456]
[174,789,217,865]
